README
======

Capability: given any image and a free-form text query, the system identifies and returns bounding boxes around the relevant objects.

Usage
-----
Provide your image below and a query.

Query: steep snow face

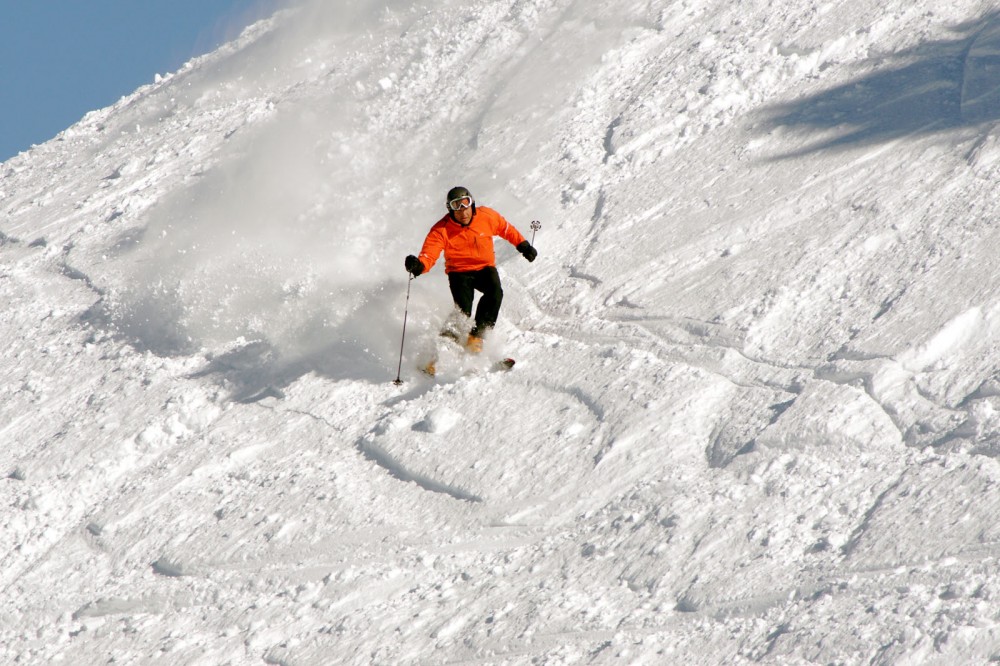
[6,0,1000,663]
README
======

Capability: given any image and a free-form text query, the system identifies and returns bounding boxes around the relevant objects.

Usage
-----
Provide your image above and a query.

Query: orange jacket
[417,206,527,274]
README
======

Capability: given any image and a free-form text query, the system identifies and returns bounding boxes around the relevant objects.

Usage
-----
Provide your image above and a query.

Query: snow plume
[103,111,400,382]
[99,0,463,388]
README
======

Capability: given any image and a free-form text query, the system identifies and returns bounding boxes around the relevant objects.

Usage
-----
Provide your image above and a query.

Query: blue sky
[0,2,279,162]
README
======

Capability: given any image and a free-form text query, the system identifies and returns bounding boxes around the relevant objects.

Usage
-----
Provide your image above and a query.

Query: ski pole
[393,275,414,385]
[530,220,541,245]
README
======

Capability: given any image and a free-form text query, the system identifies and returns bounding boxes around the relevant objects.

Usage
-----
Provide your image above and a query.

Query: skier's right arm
[411,225,445,275]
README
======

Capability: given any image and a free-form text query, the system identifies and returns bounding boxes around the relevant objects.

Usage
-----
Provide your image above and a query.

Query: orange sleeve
[417,223,446,273]
[493,210,527,248]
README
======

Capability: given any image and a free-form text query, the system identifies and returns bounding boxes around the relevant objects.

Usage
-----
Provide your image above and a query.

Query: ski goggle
[447,196,474,211]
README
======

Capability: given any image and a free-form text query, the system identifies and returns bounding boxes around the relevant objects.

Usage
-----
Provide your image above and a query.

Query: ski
[420,356,515,377]
[414,324,515,379]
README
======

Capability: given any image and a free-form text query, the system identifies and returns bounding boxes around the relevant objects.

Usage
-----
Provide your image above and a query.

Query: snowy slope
[6,0,1000,663]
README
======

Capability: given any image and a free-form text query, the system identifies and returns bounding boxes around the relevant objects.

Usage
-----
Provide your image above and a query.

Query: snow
[5,0,1000,663]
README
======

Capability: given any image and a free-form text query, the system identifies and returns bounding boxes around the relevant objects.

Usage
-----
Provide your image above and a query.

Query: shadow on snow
[761,11,1000,158]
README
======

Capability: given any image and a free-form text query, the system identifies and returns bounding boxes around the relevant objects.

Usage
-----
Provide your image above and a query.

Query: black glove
[404,255,424,276]
[516,241,537,262]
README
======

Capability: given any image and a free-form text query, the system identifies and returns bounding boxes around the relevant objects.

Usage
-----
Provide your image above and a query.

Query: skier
[404,186,537,360]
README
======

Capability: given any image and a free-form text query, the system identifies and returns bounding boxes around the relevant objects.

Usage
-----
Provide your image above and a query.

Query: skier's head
[446,186,475,224]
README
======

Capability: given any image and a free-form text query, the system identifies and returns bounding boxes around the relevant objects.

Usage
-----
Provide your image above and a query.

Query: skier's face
[447,195,474,225]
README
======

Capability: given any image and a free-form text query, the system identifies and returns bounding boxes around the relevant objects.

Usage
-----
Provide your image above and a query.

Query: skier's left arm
[495,213,537,262]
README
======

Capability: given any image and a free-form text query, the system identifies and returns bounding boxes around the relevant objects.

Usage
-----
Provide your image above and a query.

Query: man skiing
[404,186,537,359]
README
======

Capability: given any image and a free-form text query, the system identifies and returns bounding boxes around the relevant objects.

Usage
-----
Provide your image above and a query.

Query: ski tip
[494,358,515,371]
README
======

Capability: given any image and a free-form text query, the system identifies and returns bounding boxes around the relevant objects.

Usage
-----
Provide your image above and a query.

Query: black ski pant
[448,266,503,338]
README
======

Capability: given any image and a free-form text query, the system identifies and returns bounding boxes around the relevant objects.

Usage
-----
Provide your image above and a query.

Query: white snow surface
[6,0,1000,663]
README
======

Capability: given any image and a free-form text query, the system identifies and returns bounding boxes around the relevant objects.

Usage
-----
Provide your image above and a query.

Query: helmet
[446,186,475,212]
[446,186,472,202]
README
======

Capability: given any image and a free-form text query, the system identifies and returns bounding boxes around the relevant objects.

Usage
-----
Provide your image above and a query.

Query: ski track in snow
[7,0,1000,664]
